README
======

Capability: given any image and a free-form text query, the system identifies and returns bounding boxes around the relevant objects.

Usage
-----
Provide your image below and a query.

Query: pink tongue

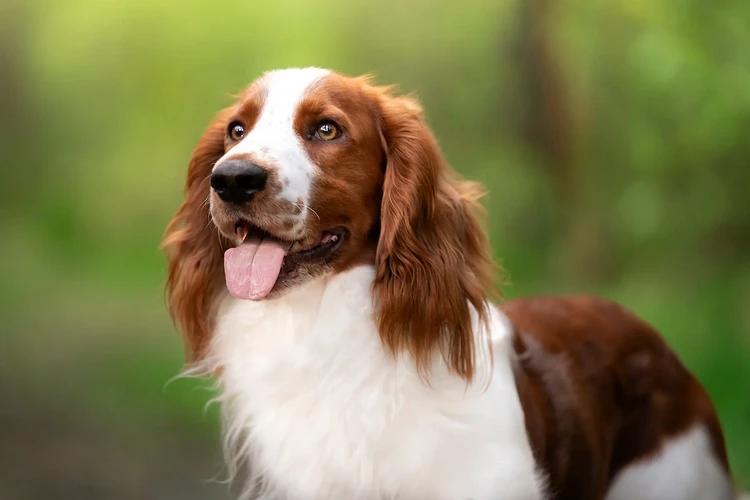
[224,236,289,300]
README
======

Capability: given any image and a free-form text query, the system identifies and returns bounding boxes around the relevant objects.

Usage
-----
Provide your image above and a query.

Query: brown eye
[228,122,245,141]
[314,121,340,141]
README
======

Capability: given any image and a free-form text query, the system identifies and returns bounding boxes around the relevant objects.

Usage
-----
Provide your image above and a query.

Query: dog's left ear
[163,106,234,364]
[372,92,498,382]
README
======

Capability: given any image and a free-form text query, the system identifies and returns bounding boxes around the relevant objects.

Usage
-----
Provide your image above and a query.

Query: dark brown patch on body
[504,295,732,499]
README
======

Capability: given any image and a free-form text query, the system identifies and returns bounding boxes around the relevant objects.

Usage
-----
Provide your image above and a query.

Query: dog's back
[505,295,735,499]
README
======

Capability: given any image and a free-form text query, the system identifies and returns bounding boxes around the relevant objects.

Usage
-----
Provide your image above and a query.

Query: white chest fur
[206,266,546,500]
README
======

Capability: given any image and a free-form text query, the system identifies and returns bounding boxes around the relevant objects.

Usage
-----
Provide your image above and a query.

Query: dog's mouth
[223,220,345,301]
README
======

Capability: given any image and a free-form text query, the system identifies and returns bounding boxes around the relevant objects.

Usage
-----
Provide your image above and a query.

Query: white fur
[606,424,735,500]
[202,266,547,500]
[216,67,330,234]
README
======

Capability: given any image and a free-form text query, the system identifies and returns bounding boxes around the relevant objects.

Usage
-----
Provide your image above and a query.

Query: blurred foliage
[1,0,748,497]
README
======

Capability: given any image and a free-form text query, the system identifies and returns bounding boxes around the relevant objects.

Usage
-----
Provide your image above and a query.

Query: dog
[163,68,736,500]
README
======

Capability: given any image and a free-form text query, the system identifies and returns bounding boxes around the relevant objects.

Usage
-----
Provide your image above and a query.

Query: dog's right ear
[162,107,234,364]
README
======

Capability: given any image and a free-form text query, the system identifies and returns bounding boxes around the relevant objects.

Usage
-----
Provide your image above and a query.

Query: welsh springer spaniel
[163,68,736,500]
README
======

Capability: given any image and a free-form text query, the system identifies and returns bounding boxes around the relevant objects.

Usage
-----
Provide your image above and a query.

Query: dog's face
[209,68,385,300]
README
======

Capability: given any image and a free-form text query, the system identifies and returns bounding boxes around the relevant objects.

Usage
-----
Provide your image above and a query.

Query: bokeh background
[1,0,748,498]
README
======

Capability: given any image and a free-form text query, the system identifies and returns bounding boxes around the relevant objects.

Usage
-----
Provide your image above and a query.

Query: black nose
[210,159,268,204]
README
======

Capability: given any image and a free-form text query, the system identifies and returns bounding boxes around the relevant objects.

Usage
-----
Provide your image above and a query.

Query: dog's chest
[210,268,545,500]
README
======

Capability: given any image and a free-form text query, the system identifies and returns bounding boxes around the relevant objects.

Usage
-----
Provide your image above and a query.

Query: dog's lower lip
[281,227,345,272]
[288,228,344,255]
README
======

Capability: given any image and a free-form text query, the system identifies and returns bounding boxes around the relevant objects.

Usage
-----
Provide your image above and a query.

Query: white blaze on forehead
[218,67,330,209]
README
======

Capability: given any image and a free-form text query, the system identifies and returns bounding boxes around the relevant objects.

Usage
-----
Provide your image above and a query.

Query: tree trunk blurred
[514,0,615,285]
[0,0,35,213]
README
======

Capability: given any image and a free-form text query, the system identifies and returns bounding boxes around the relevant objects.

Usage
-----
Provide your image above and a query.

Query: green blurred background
[1,0,748,498]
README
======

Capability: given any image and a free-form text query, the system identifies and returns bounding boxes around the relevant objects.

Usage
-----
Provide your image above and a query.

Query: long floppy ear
[373,94,498,382]
[162,107,234,364]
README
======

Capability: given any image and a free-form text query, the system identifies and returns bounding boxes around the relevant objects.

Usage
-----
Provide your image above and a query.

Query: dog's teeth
[236,226,248,243]
[290,241,303,252]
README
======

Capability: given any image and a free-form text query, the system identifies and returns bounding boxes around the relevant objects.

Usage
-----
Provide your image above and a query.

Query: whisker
[198,194,214,236]
[217,227,226,251]
[202,216,214,236]
[301,202,321,221]
[200,195,211,211]
[197,177,212,213]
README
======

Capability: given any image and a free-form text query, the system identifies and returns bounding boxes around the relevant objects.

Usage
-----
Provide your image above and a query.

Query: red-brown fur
[163,71,734,498]
[373,88,498,381]
[163,106,235,362]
